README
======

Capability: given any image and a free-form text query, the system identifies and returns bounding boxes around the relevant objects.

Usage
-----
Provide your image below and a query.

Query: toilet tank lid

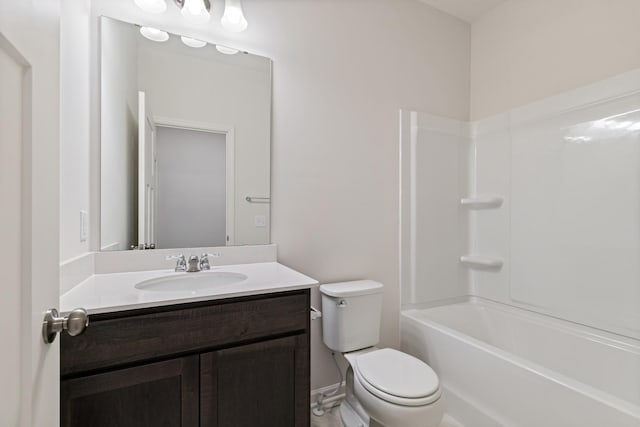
[319,280,384,297]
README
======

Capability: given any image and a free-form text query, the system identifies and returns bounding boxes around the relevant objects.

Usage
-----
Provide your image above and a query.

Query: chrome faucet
[166,254,187,272]
[199,253,220,271]
[187,255,200,272]
[167,253,221,273]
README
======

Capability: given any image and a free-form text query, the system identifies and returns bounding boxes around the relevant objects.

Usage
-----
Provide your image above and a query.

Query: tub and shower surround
[401,300,640,427]
[399,69,640,426]
[471,79,640,341]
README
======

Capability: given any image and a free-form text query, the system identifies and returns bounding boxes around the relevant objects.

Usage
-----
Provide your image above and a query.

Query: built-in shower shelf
[460,255,504,269]
[460,195,504,209]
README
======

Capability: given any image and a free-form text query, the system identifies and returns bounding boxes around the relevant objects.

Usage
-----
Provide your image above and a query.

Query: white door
[138,91,157,248]
[153,117,237,246]
[155,126,228,248]
[0,0,61,426]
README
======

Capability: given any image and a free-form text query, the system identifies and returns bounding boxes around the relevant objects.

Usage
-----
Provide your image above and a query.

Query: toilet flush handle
[337,299,348,308]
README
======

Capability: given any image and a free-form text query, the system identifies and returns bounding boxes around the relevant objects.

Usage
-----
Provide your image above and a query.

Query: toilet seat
[352,348,441,407]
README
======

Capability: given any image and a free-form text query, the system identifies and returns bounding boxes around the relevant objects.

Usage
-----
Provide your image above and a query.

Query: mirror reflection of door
[138,91,157,248]
[155,126,228,249]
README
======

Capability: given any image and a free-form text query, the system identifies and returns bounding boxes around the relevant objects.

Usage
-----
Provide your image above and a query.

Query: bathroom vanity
[59,262,316,427]
[59,14,302,424]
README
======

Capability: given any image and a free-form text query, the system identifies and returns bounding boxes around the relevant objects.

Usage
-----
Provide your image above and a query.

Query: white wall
[259,0,470,390]
[155,127,227,248]
[136,36,271,246]
[75,0,472,391]
[100,17,139,251]
[60,0,90,262]
[470,0,640,120]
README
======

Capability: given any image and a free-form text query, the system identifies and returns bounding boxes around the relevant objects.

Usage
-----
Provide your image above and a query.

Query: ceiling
[418,0,507,23]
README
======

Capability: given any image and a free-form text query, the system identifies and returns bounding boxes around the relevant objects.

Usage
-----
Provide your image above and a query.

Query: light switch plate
[254,215,266,227]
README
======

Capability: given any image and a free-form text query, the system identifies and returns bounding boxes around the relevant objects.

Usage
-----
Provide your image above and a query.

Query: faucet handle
[199,252,220,270]
[166,254,187,272]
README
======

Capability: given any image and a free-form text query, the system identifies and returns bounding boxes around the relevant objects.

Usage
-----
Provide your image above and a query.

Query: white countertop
[60,262,318,315]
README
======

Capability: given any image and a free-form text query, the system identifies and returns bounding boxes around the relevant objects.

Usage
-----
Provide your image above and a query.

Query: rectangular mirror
[99,16,271,251]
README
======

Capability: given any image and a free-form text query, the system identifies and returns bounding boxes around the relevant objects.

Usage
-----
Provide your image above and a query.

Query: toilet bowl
[342,348,444,427]
[319,281,445,427]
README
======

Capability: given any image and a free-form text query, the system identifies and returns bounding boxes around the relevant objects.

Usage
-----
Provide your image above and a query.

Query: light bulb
[216,45,239,55]
[221,0,248,32]
[134,0,167,13]
[181,0,210,23]
[181,36,207,48]
[140,26,169,42]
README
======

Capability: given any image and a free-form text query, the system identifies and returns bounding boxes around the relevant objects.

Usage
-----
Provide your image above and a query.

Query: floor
[311,403,464,427]
[310,404,343,427]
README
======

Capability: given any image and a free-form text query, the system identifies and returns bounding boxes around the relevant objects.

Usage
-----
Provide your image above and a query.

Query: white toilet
[320,280,444,427]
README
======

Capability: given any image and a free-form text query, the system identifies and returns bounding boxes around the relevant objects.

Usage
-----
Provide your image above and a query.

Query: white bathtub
[400,298,640,427]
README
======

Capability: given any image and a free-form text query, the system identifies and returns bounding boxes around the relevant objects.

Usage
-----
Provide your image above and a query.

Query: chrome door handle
[42,308,89,344]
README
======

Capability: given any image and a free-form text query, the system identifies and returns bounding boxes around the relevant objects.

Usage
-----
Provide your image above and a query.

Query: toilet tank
[319,280,384,352]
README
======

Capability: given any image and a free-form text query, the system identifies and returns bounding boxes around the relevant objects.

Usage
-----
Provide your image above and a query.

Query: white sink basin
[135,271,248,292]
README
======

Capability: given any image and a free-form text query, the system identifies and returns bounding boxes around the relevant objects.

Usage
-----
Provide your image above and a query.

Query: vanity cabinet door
[61,355,199,427]
[200,334,310,427]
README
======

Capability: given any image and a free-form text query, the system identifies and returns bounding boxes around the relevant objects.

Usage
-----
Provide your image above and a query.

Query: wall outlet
[254,215,266,227]
[80,210,89,242]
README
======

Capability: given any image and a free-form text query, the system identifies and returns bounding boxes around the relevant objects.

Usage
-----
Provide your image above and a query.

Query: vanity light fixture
[140,26,170,42]
[221,0,248,32]
[178,0,211,23]
[180,36,207,48]
[134,0,167,13]
[215,45,239,55]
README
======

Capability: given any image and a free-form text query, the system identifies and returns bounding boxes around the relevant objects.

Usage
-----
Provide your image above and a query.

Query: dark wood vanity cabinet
[200,334,308,426]
[60,290,310,427]
[61,355,199,427]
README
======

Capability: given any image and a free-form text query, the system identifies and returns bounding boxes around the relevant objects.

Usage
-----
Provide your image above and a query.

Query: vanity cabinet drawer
[61,290,309,377]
